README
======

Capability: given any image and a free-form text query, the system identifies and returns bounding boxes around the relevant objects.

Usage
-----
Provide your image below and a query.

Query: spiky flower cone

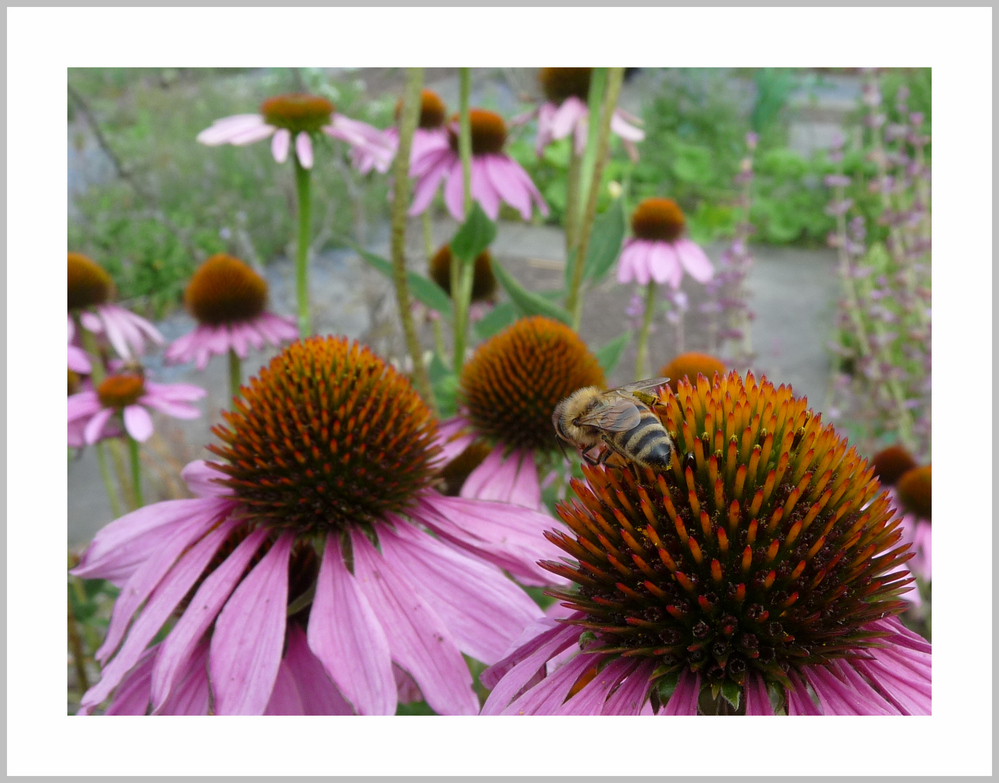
[532,371,920,712]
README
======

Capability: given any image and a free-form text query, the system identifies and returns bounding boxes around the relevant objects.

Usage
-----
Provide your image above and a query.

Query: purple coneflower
[438,316,604,515]
[870,448,931,586]
[164,254,297,371]
[524,68,645,161]
[72,336,556,715]
[409,108,549,222]
[67,368,206,445]
[68,317,91,374]
[617,199,714,289]
[69,253,163,360]
[481,372,931,715]
[351,89,449,175]
[197,92,393,172]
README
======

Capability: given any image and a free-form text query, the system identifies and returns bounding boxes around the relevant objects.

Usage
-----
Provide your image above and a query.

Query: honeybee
[552,377,674,470]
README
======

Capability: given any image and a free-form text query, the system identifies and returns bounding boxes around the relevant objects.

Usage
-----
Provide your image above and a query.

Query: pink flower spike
[307,534,396,716]
[295,132,314,169]
[209,531,294,715]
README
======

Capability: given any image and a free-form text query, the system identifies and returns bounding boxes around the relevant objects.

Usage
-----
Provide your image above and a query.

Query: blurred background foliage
[68,67,930,319]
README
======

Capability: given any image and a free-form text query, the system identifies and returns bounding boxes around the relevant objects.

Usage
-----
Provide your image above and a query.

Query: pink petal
[138,395,201,420]
[556,656,636,715]
[157,640,211,715]
[351,529,479,715]
[482,155,531,221]
[103,646,156,715]
[263,656,304,715]
[228,322,249,359]
[409,152,453,216]
[661,668,701,714]
[283,624,353,715]
[534,103,557,156]
[80,517,240,711]
[675,238,714,283]
[648,241,681,288]
[786,670,821,715]
[610,110,646,142]
[123,405,154,442]
[743,672,775,714]
[271,128,291,163]
[95,502,227,664]
[807,663,894,715]
[550,97,588,140]
[197,114,267,145]
[295,132,314,169]
[601,658,655,715]
[83,407,115,445]
[209,531,294,715]
[150,526,270,713]
[71,497,233,585]
[180,460,232,498]
[307,535,396,716]
[228,123,277,146]
[443,158,467,221]
[503,651,597,715]
[67,391,101,421]
[378,520,542,665]
[145,381,208,401]
[470,157,501,219]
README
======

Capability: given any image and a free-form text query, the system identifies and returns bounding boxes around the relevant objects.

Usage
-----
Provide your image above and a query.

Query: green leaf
[654,667,683,701]
[720,679,742,711]
[594,331,632,376]
[582,198,626,283]
[354,246,453,319]
[472,300,518,341]
[450,202,497,264]
[491,260,573,325]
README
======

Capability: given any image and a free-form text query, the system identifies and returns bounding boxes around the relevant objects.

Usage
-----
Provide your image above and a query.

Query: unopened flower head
[73,336,558,714]
[165,254,297,370]
[481,372,930,715]
[67,253,164,360]
[429,244,497,303]
[617,199,714,289]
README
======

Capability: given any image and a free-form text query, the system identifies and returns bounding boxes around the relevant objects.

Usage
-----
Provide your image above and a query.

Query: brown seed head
[870,445,918,488]
[896,465,931,521]
[259,93,335,134]
[429,244,497,303]
[185,254,268,326]
[396,89,447,129]
[97,373,146,409]
[538,68,593,104]
[447,108,507,156]
[68,252,114,310]
[631,198,687,243]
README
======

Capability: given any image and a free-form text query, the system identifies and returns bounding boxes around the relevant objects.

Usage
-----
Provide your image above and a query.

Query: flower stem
[634,281,658,381]
[569,67,625,329]
[67,597,90,695]
[75,315,105,385]
[228,349,241,401]
[421,210,435,261]
[94,441,122,517]
[564,146,583,260]
[128,436,144,509]
[452,68,474,375]
[390,68,436,411]
[293,155,313,337]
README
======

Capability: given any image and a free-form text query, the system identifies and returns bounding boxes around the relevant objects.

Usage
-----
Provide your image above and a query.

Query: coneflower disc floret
[208,336,440,534]
[259,93,335,135]
[544,371,915,700]
[185,254,269,326]
[68,252,114,310]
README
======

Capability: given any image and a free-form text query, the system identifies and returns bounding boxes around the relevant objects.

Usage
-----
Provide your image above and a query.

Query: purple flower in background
[198,92,394,172]
[72,337,548,715]
[408,108,548,222]
[617,198,713,288]
[164,254,297,371]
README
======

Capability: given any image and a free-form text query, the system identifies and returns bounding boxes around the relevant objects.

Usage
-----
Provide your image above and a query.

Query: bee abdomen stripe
[627,422,665,454]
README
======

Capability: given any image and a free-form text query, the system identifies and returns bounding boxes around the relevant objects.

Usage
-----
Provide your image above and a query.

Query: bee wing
[613,376,670,396]
[576,398,644,432]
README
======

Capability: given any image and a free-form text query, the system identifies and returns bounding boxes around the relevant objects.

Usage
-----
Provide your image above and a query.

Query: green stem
[634,282,658,381]
[228,349,241,401]
[432,318,447,364]
[569,67,625,328]
[94,441,122,517]
[564,146,583,276]
[76,315,105,385]
[128,436,144,509]
[421,210,435,261]
[293,155,313,337]
[458,68,473,219]
[109,439,135,509]
[391,67,436,412]
[68,601,90,695]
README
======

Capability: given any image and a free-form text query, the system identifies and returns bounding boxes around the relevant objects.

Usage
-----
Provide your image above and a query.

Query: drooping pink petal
[271,128,291,163]
[284,623,354,715]
[395,664,422,704]
[138,394,201,420]
[80,516,240,711]
[122,404,154,442]
[433,416,476,464]
[227,322,249,359]
[674,238,714,283]
[556,656,636,715]
[95,502,229,664]
[550,97,588,140]
[502,650,598,715]
[470,157,501,219]
[534,103,556,156]
[180,460,232,498]
[806,662,895,715]
[408,151,453,216]
[480,619,583,710]
[573,116,588,155]
[68,344,92,373]
[378,519,542,665]
[443,158,467,221]
[661,668,701,714]
[601,658,656,715]
[742,672,775,714]
[785,670,821,715]
[307,534,396,716]
[146,381,208,401]
[228,122,277,146]
[617,240,643,285]
[157,640,211,715]
[71,497,233,585]
[648,241,682,288]
[83,407,115,446]
[103,646,156,715]
[410,144,454,179]
[503,157,549,217]
[164,330,198,365]
[461,447,541,510]
[67,391,102,421]
[123,308,164,343]
[263,655,304,715]
[209,531,294,715]
[295,132,314,169]
[351,529,479,716]
[149,526,270,713]
[610,109,646,142]
[197,114,267,145]
[482,155,532,220]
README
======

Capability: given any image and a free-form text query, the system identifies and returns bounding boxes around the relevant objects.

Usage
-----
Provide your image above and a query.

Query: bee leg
[632,390,659,407]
